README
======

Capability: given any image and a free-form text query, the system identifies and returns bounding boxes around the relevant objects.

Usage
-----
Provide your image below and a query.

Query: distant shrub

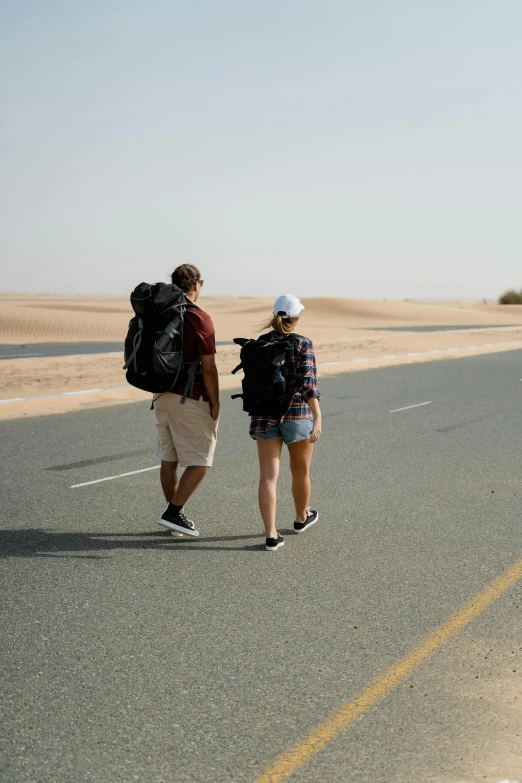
[499,288,522,304]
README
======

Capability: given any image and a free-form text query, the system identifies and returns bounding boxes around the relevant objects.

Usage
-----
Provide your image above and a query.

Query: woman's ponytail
[261,313,299,335]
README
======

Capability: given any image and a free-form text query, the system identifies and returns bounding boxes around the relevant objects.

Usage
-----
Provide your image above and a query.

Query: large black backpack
[230,333,296,416]
[123,282,201,400]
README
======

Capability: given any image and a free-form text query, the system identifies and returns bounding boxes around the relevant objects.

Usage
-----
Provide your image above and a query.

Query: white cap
[273,294,305,318]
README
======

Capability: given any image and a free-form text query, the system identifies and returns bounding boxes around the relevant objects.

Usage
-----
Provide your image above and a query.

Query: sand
[1,294,522,420]
[419,635,522,783]
[2,293,522,344]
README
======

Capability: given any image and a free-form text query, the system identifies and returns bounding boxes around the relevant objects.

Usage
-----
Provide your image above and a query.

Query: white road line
[316,326,522,341]
[2,339,522,406]
[62,388,104,396]
[71,465,160,488]
[0,380,233,404]
[390,401,432,413]
[317,340,522,368]
[0,385,130,404]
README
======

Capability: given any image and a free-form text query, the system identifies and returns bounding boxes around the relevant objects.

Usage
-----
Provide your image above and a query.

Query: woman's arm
[307,396,322,443]
[296,338,321,443]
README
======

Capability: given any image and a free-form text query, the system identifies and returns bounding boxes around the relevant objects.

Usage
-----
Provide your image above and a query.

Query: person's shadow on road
[0,528,267,558]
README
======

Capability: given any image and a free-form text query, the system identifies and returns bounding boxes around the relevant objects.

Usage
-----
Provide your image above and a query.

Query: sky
[1,0,521,299]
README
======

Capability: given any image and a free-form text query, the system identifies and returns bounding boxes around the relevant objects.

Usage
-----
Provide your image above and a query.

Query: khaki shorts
[154,393,218,468]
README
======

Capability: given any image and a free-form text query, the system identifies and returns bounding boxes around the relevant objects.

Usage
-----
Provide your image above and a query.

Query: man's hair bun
[171,264,201,293]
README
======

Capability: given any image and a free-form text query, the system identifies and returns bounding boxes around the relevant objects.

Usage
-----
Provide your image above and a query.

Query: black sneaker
[158,505,200,537]
[294,509,319,533]
[157,510,183,537]
[265,533,285,551]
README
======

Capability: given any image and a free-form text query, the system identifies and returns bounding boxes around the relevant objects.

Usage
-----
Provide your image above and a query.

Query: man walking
[155,264,219,538]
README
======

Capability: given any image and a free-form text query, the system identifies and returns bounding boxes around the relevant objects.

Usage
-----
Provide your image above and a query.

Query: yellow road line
[254,554,522,783]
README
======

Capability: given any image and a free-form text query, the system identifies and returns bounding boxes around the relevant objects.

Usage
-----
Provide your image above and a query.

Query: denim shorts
[253,418,313,446]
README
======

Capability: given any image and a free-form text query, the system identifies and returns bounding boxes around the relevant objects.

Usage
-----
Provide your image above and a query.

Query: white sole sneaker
[265,538,285,551]
[157,519,182,536]
[157,516,200,537]
[294,510,319,533]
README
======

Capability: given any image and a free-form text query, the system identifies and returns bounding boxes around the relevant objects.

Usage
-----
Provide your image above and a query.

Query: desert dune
[1,293,522,419]
[2,293,522,345]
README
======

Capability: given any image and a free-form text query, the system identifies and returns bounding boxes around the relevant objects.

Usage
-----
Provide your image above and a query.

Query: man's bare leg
[160,460,179,502]
[158,465,208,538]
[159,461,182,535]
[171,465,208,507]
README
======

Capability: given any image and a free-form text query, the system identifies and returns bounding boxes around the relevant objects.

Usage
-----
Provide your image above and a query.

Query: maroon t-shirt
[174,305,216,401]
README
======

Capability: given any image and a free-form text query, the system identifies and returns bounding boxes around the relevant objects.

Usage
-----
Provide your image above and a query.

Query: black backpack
[123,282,201,400]
[230,333,297,416]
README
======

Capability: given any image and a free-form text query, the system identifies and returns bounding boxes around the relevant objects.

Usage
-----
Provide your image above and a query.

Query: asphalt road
[0,342,125,360]
[366,322,522,332]
[1,351,521,782]
[0,342,234,360]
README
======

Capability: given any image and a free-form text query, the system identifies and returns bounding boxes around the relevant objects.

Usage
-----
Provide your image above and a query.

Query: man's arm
[200,353,220,421]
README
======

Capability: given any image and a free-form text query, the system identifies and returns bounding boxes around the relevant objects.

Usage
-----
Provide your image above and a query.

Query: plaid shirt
[249,331,320,438]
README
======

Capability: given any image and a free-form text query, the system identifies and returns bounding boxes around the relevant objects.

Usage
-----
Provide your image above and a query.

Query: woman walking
[251,295,322,551]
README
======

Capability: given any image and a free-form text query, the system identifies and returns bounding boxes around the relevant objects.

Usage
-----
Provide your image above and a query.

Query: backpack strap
[231,337,252,374]
[179,300,201,404]
[155,307,185,352]
[180,358,201,404]
[122,318,144,371]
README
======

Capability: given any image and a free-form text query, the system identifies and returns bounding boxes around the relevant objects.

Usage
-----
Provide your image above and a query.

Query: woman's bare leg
[256,438,283,538]
[288,439,314,522]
